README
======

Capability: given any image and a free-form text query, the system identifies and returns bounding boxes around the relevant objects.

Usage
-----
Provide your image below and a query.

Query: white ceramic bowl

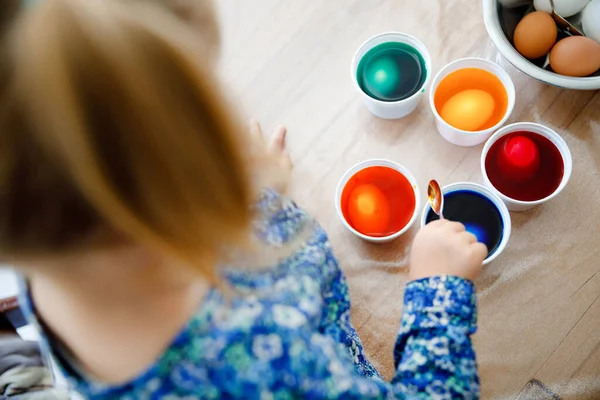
[481,122,573,211]
[420,182,512,264]
[335,159,421,243]
[429,57,516,147]
[483,0,600,90]
[351,32,432,119]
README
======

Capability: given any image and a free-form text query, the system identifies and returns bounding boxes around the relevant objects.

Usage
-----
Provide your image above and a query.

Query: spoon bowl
[427,179,444,218]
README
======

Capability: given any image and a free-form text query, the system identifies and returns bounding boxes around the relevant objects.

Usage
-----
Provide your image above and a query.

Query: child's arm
[391,219,486,398]
[275,274,478,399]
[271,220,485,399]
[245,125,483,398]
[391,275,479,398]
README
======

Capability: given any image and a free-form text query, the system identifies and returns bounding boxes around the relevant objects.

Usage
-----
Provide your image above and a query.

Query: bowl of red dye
[481,122,573,211]
[336,159,420,243]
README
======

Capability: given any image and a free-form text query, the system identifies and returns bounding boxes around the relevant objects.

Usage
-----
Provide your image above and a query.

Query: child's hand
[409,220,487,282]
[250,119,292,192]
[250,119,291,171]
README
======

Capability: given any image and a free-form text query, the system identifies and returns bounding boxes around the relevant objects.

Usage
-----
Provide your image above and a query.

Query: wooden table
[217,0,600,398]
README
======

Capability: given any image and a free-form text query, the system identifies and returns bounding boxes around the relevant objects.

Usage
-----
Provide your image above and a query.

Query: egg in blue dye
[463,223,488,245]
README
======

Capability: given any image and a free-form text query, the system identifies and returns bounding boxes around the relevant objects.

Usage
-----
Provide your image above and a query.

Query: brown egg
[550,36,600,77]
[514,11,558,59]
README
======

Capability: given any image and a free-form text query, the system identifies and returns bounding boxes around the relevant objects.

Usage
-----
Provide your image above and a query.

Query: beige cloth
[0,367,69,400]
[216,0,600,398]
[0,336,68,400]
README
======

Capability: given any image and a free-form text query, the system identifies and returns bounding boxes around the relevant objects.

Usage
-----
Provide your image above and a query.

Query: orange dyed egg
[347,184,391,235]
[440,89,496,131]
[434,68,508,131]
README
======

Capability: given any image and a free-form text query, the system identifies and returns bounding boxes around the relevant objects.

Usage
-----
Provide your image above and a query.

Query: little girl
[1,0,487,398]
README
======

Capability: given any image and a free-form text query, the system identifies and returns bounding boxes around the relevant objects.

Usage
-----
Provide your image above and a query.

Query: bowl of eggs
[483,0,600,90]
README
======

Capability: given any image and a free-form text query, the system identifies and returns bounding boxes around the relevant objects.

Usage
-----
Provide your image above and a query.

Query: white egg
[533,0,553,13]
[534,0,590,17]
[582,0,600,43]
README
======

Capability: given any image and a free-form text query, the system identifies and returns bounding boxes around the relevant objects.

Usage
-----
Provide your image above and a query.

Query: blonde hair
[0,0,252,281]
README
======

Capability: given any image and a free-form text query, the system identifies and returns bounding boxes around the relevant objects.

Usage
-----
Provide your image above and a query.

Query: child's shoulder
[224,189,341,290]
[252,188,315,246]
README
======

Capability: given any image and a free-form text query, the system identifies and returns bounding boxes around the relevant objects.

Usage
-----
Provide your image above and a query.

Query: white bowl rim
[350,31,432,106]
[482,0,600,90]
[335,158,421,242]
[419,181,512,264]
[428,57,516,136]
[480,122,573,206]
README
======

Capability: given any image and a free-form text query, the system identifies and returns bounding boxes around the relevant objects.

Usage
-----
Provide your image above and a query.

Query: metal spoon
[549,0,585,36]
[542,12,584,70]
[551,11,584,36]
[427,180,444,219]
[539,0,584,70]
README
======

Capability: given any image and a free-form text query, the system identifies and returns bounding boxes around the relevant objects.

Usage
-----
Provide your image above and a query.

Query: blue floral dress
[20,190,479,399]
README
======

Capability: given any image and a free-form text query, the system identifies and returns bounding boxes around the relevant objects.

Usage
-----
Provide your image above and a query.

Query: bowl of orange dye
[429,58,516,147]
[335,159,420,243]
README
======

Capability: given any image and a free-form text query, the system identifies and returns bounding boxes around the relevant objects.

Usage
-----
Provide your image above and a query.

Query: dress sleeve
[391,275,480,399]
[272,275,478,399]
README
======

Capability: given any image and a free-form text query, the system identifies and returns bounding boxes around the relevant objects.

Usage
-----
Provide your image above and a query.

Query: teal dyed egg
[356,42,426,102]
[363,56,401,99]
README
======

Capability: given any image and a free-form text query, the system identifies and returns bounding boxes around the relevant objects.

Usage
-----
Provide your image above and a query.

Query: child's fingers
[461,231,478,244]
[271,126,292,169]
[250,119,265,144]
[251,121,291,168]
[444,220,465,233]
[471,242,488,263]
[280,149,292,169]
[268,125,287,154]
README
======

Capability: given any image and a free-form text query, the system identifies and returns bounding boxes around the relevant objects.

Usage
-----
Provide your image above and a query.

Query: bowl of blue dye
[351,32,432,119]
[420,182,512,265]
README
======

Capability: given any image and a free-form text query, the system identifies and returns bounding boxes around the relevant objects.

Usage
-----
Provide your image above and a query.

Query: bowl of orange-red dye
[429,58,516,147]
[335,159,420,243]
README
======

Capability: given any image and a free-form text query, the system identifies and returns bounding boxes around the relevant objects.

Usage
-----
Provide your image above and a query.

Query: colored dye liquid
[341,166,416,236]
[425,190,503,258]
[356,42,427,102]
[434,68,508,130]
[485,131,564,201]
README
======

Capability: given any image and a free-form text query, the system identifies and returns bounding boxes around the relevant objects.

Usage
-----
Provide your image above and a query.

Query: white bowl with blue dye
[420,182,512,265]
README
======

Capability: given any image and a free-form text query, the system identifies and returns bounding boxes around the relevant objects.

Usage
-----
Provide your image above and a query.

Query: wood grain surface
[217,0,600,399]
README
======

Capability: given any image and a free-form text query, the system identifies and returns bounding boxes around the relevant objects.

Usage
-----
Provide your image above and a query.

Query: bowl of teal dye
[351,32,432,119]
